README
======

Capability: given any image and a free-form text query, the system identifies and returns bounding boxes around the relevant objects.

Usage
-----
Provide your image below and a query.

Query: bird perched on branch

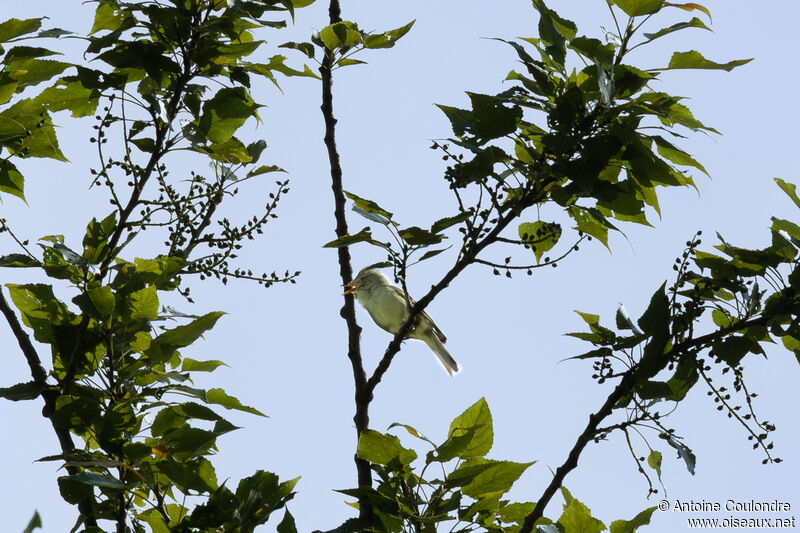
[344,268,460,376]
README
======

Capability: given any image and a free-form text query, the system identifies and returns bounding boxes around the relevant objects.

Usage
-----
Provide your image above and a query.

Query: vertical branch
[319,0,374,523]
[0,290,99,527]
[519,372,636,533]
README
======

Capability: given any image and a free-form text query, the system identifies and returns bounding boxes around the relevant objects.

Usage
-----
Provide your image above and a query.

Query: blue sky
[1,1,798,532]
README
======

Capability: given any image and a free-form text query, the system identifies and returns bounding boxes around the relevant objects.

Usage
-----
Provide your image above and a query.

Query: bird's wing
[388,285,447,343]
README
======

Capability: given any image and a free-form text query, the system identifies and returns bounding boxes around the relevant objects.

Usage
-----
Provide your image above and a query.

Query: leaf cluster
[333,398,656,533]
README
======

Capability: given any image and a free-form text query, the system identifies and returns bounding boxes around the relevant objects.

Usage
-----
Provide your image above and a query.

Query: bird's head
[343,268,387,295]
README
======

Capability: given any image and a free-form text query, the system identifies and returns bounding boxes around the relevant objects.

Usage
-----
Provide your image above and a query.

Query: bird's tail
[424,334,460,377]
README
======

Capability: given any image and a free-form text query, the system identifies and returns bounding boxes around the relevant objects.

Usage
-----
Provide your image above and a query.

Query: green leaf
[469,92,523,141]
[448,458,533,498]
[124,285,158,320]
[612,0,664,16]
[567,206,617,249]
[362,20,415,49]
[635,283,671,380]
[570,36,615,64]
[319,21,363,50]
[0,100,67,161]
[33,77,100,118]
[139,509,170,533]
[323,227,373,248]
[447,397,493,459]
[558,493,606,533]
[73,285,115,320]
[666,50,753,71]
[0,159,25,200]
[643,17,710,42]
[0,18,42,43]
[5,59,72,91]
[197,87,260,144]
[418,248,448,262]
[277,510,299,533]
[57,475,93,504]
[158,457,219,493]
[70,471,127,490]
[90,3,128,35]
[663,2,712,21]
[647,450,662,478]
[610,507,657,533]
[82,212,117,263]
[711,335,759,368]
[387,422,434,445]
[357,429,417,465]
[279,41,315,59]
[336,58,366,67]
[343,190,393,222]
[431,211,472,234]
[666,356,698,401]
[6,283,70,343]
[652,136,708,176]
[155,311,225,349]
[206,388,265,416]
[22,511,43,533]
[0,381,46,401]
[518,221,561,263]
[398,226,442,246]
[774,178,800,209]
[182,358,227,372]
[0,253,38,267]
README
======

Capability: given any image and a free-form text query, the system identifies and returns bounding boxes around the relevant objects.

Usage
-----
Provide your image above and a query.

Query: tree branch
[518,312,775,532]
[319,0,374,524]
[0,288,99,527]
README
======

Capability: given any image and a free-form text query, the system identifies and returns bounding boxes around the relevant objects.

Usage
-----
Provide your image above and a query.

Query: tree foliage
[0,0,795,532]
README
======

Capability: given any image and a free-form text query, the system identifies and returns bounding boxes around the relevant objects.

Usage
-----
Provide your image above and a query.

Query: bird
[344,268,460,376]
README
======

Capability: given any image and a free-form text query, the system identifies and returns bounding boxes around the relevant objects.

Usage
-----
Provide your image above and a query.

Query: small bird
[344,268,460,376]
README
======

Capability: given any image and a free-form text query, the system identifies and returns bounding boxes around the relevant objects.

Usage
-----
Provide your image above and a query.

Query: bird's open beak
[343,281,358,296]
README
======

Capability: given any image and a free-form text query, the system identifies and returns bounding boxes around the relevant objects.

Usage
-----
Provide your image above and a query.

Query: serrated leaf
[448,458,533,498]
[666,50,752,71]
[431,211,472,234]
[198,87,260,144]
[398,226,442,246]
[182,358,227,372]
[447,397,493,459]
[246,164,284,178]
[519,221,561,263]
[357,429,417,465]
[206,388,265,416]
[610,507,657,533]
[0,253,38,267]
[0,18,43,43]
[0,381,47,401]
[343,190,393,221]
[362,20,415,49]
[336,58,366,67]
[775,178,800,209]
[319,21,363,50]
[643,17,710,42]
[323,227,373,248]
[652,135,708,176]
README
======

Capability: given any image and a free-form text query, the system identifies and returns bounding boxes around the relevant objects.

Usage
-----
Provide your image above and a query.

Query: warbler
[344,268,460,376]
